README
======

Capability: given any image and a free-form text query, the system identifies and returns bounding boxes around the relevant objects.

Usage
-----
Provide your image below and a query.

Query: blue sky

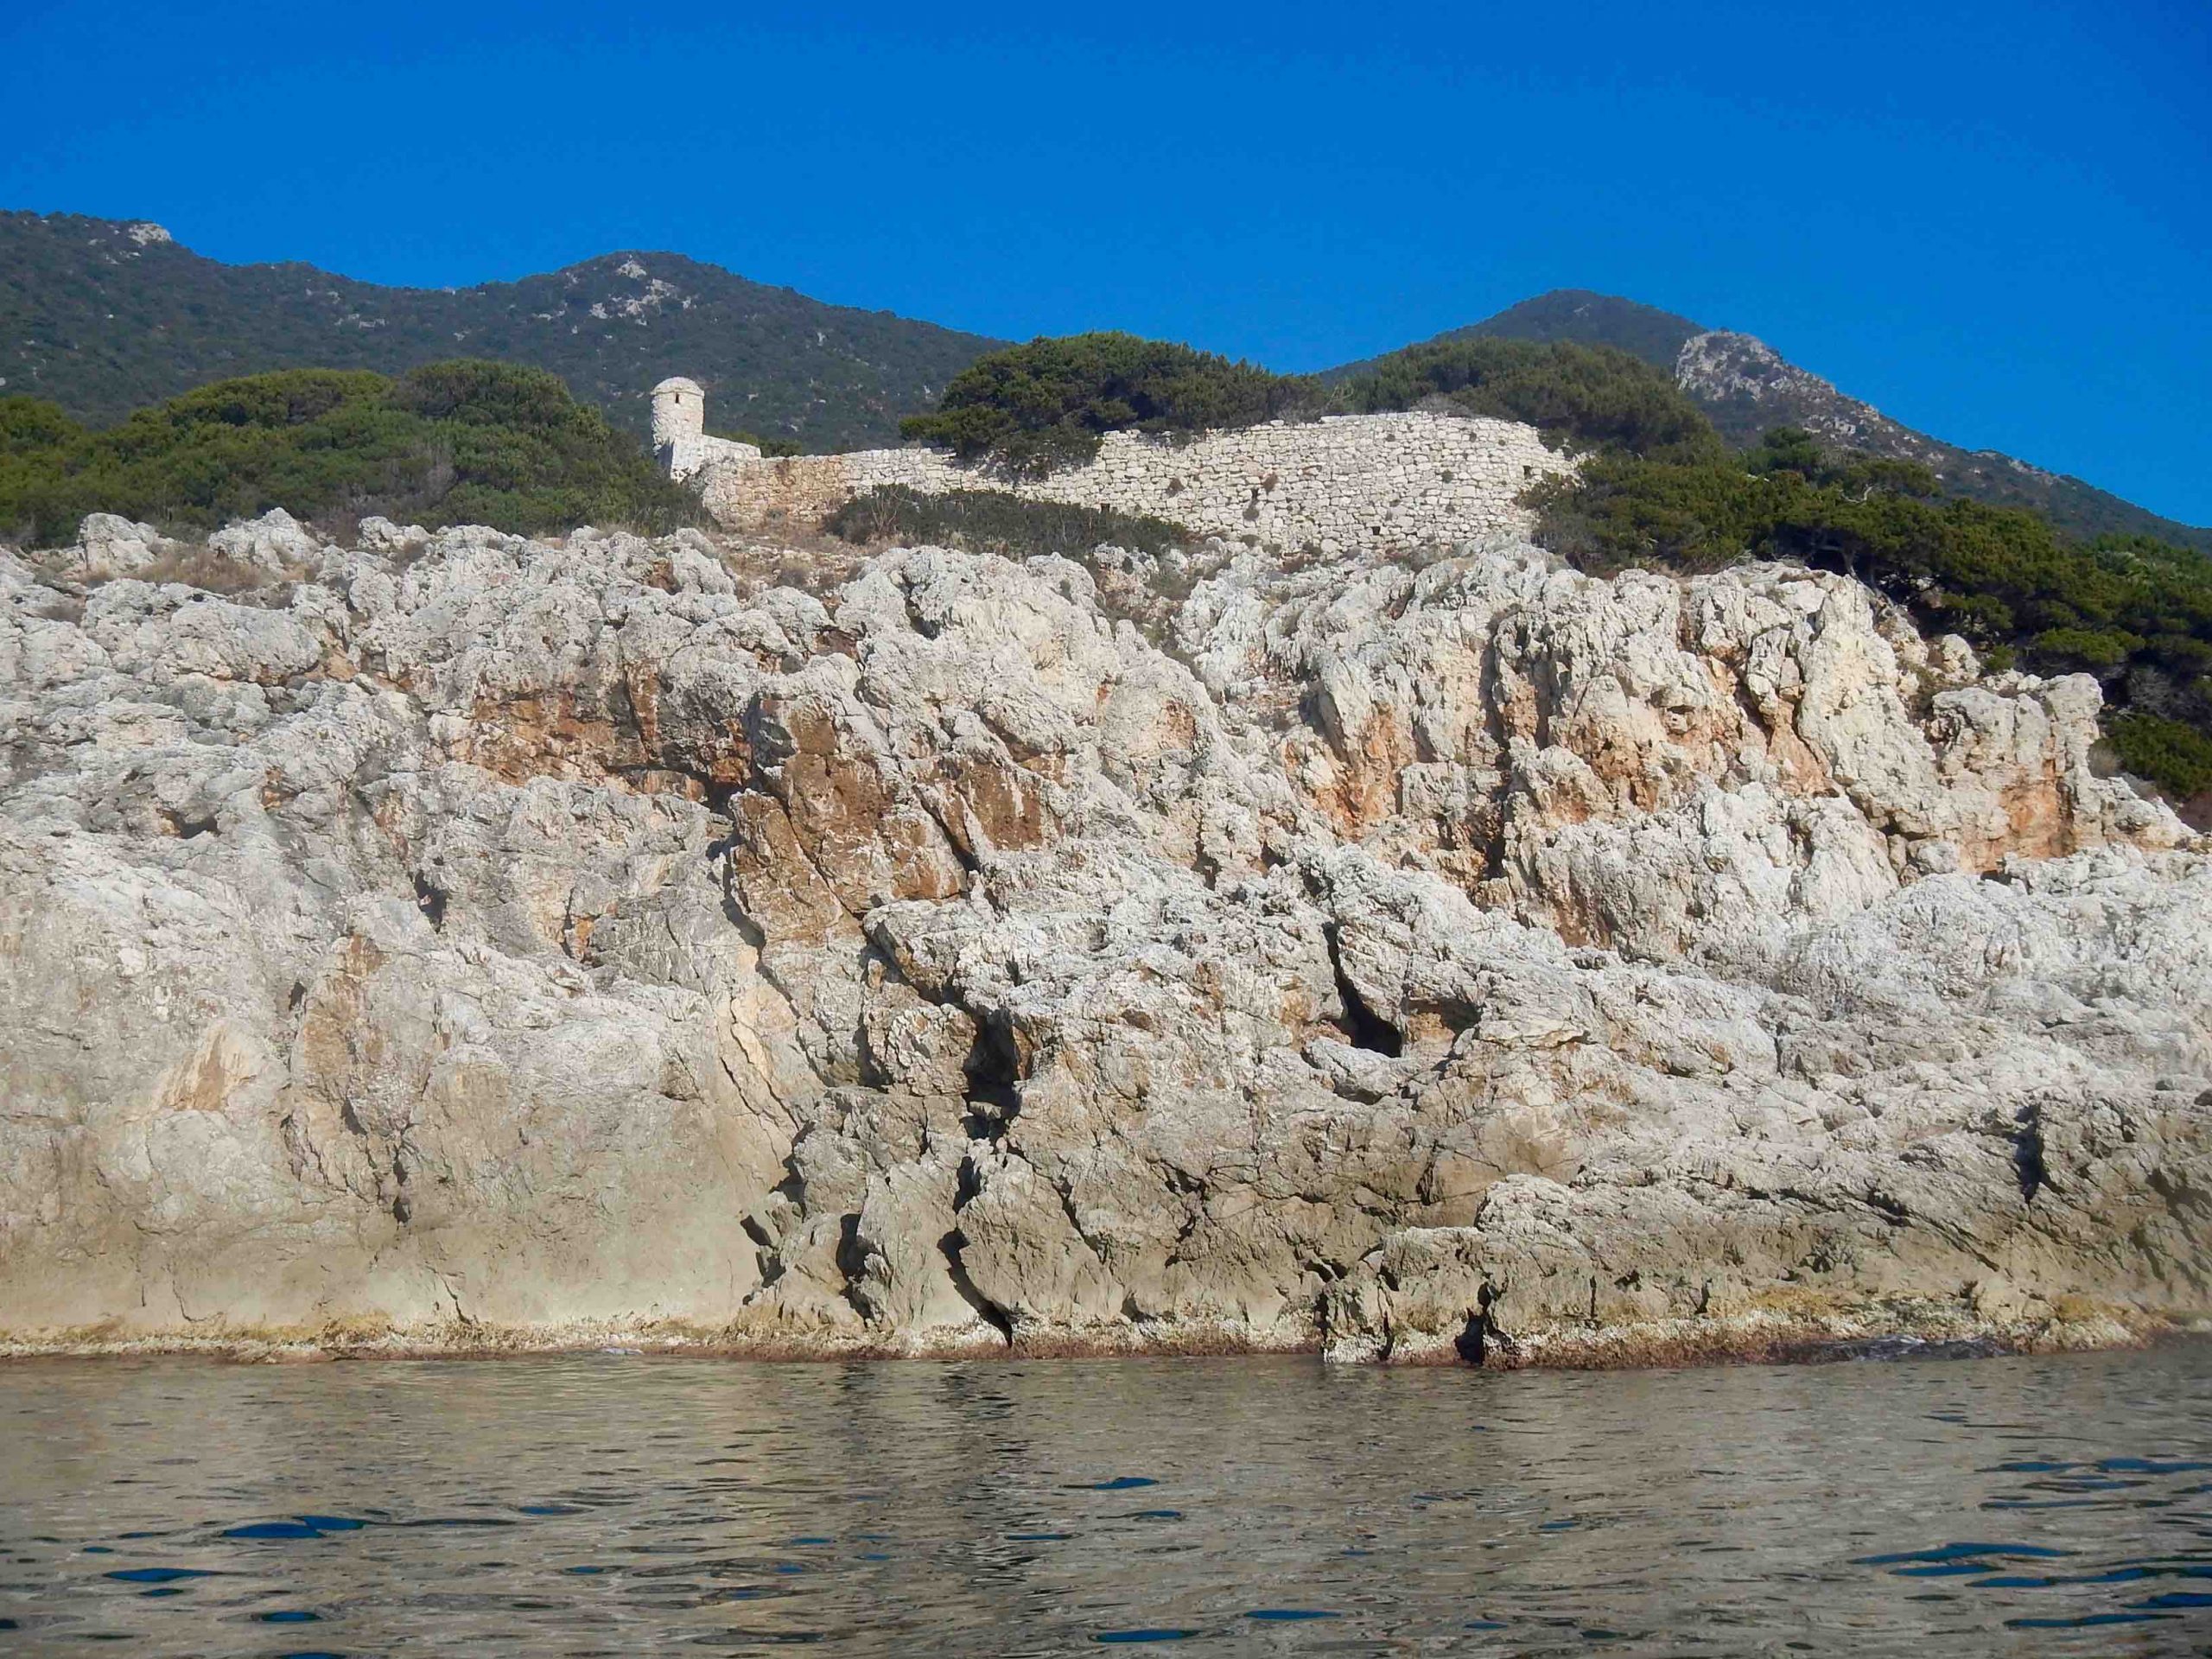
[5,0,2208,524]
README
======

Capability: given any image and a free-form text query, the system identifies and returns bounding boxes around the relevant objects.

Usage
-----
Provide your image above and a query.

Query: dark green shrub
[1338,338,1725,462]
[900,333,1319,476]
[0,362,702,543]
[1745,424,1819,476]
[0,397,86,455]
[2107,712,2212,798]
[826,485,1191,563]
[2033,626,2143,671]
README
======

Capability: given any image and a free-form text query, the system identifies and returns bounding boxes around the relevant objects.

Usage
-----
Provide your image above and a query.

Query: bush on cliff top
[1338,337,1726,463]
[899,333,1320,477]
[0,360,702,545]
[899,332,1714,475]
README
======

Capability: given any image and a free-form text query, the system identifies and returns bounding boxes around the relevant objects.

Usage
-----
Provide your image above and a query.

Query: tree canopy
[1337,337,1726,462]
[0,360,701,544]
[899,333,1319,476]
[901,332,1721,474]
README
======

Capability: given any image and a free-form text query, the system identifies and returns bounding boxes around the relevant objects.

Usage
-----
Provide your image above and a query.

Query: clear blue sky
[5,0,2207,524]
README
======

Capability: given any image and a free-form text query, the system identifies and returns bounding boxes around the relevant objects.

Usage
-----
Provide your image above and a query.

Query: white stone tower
[652,376,708,480]
[652,376,761,481]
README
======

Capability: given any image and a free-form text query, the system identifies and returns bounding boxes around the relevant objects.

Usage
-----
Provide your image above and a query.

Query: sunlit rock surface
[2,509,2204,1361]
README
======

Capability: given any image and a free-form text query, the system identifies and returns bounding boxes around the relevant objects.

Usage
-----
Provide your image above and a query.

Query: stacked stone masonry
[690,411,1571,550]
[652,375,761,483]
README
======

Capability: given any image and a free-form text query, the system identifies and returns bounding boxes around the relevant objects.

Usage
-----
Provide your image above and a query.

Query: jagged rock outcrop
[1,507,2204,1361]
[1674,331,1945,461]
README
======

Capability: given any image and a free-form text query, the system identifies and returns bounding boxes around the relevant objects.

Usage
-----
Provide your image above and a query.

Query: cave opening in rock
[411,873,448,930]
[1324,925,1402,1057]
[962,1016,1024,1140]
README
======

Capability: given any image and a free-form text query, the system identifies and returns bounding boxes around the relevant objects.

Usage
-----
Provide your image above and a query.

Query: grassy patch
[826,484,1192,563]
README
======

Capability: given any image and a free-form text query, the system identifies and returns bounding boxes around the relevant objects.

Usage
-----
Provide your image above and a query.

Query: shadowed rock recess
[2,502,2207,1364]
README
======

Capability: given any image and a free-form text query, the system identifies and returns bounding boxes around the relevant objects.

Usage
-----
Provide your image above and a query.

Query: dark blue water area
[1096,1628,1202,1643]
[0,1343,2207,1654]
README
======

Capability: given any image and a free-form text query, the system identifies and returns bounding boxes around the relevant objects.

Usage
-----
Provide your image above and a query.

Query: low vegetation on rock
[0,360,701,543]
[827,484,1192,563]
[826,483,1211,640]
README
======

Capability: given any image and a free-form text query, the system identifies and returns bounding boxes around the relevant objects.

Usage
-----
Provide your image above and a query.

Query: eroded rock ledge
[2,510,2204,1363]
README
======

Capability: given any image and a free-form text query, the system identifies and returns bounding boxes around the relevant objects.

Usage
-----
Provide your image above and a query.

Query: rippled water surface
[2,1346,2209,1655]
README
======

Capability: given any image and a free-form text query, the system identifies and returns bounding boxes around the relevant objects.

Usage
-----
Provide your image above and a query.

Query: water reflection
[0,1345,2205,1653]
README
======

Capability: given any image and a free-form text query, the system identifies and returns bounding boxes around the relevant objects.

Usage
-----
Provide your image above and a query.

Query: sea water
[1,1345,2207,1654]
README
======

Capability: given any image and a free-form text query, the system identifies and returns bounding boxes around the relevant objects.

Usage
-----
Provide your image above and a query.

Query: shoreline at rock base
[6,1302,2203,1376]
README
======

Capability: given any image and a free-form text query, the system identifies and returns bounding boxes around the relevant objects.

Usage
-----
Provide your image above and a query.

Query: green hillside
[1338,289,2212,555]
[0,212,1001,452]
[1329,289,1701,380]
[9,213,2201,551]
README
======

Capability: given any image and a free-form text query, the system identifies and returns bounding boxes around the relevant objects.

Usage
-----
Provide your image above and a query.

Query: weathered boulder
[35,513,170,582]
[207,507,325,575]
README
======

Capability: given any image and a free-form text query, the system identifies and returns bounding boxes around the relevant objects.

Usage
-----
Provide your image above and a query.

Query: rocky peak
[1675,330,1937,461]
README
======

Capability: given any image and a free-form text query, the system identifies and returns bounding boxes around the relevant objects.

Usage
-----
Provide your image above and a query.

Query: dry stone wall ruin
[666,383,1569,550]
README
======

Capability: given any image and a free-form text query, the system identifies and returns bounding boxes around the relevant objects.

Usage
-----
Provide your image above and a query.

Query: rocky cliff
[2,502,2206,1363]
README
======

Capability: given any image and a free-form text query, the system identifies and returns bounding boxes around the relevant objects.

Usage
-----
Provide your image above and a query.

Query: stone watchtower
[652,377,708,480]
[652,377,760,482]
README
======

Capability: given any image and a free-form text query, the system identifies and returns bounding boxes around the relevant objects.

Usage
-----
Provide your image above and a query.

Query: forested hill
[1342,289,2212,554]
[1417,289,1706,370]
[9,213,2203,550]
[0,212,1002,451]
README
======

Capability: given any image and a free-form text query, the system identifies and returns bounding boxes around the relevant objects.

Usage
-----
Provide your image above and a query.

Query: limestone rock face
[206,507,326,575]
[35,513,171,582]
[1,511,2204,1359]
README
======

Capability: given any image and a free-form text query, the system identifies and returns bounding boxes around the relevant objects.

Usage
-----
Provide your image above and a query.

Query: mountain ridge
[0,211,1003,450]
[1351,288,2211,552]
[5,214,2203,550]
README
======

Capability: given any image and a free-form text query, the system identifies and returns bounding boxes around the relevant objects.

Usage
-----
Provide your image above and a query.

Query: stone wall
[694,411,1570,550]
[663,429,763,483]
[653,375,762,483]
